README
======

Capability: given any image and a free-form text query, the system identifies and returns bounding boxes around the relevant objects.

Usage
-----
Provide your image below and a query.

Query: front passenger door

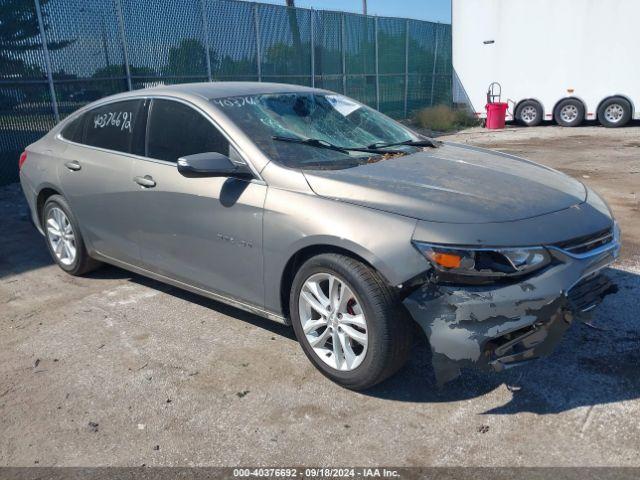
[131,98,266,306]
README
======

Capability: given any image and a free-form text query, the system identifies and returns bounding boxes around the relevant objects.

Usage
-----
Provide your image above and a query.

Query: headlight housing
[412,242,551,283]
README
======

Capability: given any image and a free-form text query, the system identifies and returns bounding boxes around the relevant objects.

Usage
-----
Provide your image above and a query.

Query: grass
[414,104,479,132]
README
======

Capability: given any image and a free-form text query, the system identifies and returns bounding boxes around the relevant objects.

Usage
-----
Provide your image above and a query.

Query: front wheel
[289,253,413,390]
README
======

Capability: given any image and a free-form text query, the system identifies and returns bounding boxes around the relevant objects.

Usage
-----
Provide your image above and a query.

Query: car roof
[108,82,329,101]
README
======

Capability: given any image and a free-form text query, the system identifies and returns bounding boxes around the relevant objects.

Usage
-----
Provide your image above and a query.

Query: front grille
[554,227,614,255]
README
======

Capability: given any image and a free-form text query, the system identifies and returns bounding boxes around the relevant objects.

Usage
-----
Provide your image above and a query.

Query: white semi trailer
[452,0,640,127]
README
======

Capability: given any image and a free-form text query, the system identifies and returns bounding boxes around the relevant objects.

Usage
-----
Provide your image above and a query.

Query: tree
[92,64,157,79]
[263,42,301,75]
[215,55,256,78]
[164,39,218,78]
[0,0,73,78]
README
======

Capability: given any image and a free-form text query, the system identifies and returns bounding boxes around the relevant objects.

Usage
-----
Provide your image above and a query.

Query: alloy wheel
[520,105,537,123]
[604,103,624,124]
[46,207,76,266]
[560,104,579,123]
[298,272,368,371]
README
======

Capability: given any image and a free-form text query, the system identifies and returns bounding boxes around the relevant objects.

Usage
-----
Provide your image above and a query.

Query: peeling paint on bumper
[403,239,620,385]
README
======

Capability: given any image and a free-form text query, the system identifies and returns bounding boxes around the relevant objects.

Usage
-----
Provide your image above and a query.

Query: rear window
[81,99,147,155]
[60,114,85,143]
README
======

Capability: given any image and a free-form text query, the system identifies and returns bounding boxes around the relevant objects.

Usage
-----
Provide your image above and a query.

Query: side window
[146,99,230,163]
[60,113,85,143]
[82,99,147,155]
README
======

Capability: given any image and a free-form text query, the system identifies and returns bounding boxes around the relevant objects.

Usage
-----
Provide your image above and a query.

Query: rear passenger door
[131,98,266,305]
[59,98,147,265]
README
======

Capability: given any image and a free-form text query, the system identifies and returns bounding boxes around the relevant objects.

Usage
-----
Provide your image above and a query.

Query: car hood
[302,143,587,224]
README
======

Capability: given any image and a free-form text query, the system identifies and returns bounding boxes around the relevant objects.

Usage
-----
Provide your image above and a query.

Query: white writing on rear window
[93,111,133,133]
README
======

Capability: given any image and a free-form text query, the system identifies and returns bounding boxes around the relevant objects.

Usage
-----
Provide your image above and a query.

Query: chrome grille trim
[554,227,613,254]
[563,231,613,253]
[549,223,620,260]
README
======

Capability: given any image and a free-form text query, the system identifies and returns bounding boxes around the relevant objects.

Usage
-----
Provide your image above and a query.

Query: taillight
[19,151,27,170]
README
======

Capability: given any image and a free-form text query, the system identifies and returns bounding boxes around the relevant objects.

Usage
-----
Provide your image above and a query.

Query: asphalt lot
[1,125,639,467]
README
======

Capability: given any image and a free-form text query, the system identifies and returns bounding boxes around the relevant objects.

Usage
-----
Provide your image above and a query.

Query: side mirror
[177,152,252,179]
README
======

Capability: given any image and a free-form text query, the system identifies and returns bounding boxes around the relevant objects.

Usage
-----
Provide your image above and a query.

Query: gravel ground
[1,125,639,467]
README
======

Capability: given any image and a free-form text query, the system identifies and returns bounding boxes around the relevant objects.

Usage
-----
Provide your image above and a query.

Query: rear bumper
[403,238,620,385]
[19,173,43,235]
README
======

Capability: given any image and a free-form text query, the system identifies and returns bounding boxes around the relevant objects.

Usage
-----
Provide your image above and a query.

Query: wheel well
[279,244,381,319]
[552,97,586,119]
[514,98,544,118]
[36,187,60,227]
[596,95,635,117]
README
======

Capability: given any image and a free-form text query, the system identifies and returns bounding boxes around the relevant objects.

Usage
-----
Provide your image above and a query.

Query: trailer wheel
[554,98,585,127]
[515,100,543,127]
[597,97,631,128]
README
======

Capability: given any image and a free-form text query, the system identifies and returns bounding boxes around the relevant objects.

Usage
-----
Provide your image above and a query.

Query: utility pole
[362,0,367,15]
[284,0,302,73]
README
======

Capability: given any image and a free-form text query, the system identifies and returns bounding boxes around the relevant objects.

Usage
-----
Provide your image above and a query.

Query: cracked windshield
[211,93,422,169]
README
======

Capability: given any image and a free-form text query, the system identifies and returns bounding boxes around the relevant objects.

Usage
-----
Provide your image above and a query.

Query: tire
[597,97,632,128]
[554,98,585,127]
[289,253,413,390]
[42,195,101,276]
[515,100,543,127]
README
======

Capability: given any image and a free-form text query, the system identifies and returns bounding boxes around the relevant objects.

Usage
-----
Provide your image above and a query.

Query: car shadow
[109,260,640,416]
[4,184,639,414]
[86,265,297,340]
[0,184,54,278]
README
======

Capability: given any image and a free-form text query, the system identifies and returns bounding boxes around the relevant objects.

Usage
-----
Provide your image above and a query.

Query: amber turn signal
[430,252,462,269]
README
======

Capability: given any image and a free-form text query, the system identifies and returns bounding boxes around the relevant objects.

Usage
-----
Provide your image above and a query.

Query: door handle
[64,160,81,171]
[133,175,156,188]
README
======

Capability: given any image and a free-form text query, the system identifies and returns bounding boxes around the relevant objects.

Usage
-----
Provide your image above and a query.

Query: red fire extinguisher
[485,82,508,129]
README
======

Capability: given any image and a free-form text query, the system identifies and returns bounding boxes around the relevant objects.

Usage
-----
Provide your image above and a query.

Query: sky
[240,0,451,23]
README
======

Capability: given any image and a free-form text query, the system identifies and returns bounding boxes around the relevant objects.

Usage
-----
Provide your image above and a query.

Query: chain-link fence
[0,0,452,185]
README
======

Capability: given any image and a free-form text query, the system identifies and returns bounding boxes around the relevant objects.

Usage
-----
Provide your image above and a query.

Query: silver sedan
[19,83,620,389]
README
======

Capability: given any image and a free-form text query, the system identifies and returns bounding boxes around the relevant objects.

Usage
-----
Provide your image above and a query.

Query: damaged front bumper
[403,235,621,385]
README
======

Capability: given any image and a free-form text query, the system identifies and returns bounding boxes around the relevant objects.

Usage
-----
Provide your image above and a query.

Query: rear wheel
[598,97,631,128]
[289,253,413,390]
[554,98,585,127]
[43,195,101,275]
[515,100,543,127]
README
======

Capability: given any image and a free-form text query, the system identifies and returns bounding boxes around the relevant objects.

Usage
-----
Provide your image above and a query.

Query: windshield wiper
[367,138,441,149]
[273,136,404,154]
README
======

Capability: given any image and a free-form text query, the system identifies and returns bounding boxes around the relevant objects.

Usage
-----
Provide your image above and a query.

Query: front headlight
[412,241,551,283]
